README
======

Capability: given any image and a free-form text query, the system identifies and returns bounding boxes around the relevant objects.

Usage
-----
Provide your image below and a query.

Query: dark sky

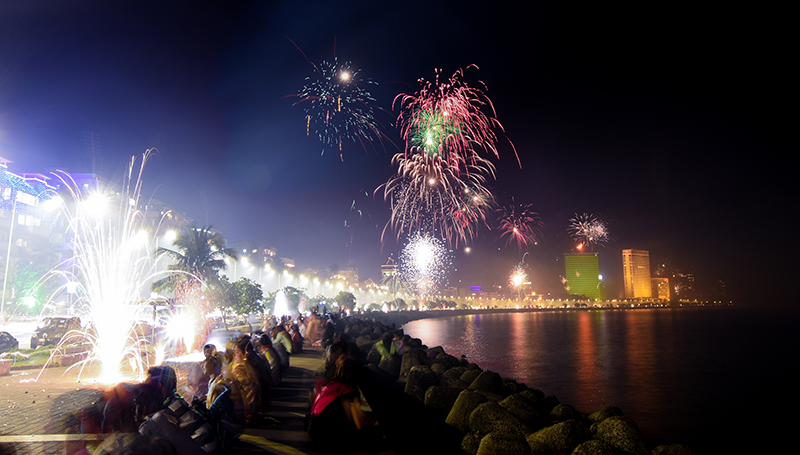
[0,1,792,304]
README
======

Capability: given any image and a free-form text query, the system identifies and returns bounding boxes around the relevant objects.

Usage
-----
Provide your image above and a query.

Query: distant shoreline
[347,304,731,329]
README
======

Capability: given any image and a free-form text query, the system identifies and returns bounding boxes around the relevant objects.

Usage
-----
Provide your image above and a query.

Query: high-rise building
[652,277,670,300]
[623,249,652,298]
[564,252,602,300]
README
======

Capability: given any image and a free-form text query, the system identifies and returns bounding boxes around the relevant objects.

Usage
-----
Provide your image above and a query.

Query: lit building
[331,266,358,288]
[0,158,61,310]
[652,277,670,300]
[232,241,278,266]
[138,197,191,236]
[623,249,652,298]
[381,257,397,282]
[564,252,602,300]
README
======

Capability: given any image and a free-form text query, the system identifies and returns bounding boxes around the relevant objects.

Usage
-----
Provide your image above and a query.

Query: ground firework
[46,151,165,383]
[568,213,610,250]
[496,201,543,251]
[293,57,385,156]
[399,233,452,296]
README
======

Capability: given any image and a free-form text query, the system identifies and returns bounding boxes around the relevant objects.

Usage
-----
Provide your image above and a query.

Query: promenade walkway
[0,347,388,455]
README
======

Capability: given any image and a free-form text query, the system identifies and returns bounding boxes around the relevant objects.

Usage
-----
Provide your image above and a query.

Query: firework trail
[399,233,452,296]
[568,213,610,251]
[496,200,543,251]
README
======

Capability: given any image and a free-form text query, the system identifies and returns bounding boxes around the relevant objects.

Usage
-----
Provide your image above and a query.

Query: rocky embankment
[339,315,694,455]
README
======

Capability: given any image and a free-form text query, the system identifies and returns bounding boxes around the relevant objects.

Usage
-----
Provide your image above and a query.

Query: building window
[16,192,37,206]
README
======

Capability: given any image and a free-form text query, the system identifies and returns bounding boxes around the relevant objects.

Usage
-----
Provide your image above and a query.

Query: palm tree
[152,225,238,310]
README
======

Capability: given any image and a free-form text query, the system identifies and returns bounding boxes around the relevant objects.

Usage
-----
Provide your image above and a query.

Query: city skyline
[0,2,791,305]
[0,156,725,303]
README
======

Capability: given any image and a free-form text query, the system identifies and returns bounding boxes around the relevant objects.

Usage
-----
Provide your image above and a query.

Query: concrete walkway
[228,346,327,455]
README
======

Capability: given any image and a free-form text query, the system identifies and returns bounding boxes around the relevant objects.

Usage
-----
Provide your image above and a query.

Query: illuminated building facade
[381,258,397,282]
[653,277,670,300]
[381,257,401,293]
[138,197,191,236]
[564,252,602,300]
[623,249,652,298]
[0,158,62,309]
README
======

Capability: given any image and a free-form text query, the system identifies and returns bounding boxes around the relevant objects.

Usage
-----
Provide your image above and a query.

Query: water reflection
[403,309,722,447]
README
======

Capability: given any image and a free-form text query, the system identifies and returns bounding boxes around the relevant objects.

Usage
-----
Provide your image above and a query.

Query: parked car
[30,317,81,349]
[0,331,19,353]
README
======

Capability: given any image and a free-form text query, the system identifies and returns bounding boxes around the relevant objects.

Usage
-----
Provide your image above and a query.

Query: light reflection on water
[403,307,798,453]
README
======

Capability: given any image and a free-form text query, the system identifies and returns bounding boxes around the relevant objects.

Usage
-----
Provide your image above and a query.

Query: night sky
[0,1,792,304]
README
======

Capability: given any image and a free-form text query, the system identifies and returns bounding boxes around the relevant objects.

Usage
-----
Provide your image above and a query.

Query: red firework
[496,201,543,251]
[377,152,495,247]
[378,65,519,247]
[393,65,519,170]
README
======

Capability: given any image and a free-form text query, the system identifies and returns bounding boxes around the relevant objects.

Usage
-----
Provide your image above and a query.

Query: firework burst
[379,153,495,246]
[380,66,515,246]
[568,213,610,251]
[394,65,519,168]
[293,57,387,156]
[496,201,543,251]
[399,233,452,296]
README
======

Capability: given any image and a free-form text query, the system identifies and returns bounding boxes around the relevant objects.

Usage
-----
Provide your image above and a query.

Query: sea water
[403,306,798,453]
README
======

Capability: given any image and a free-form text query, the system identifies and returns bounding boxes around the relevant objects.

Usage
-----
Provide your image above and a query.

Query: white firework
[399,233,452,296]
[568,213,610,250]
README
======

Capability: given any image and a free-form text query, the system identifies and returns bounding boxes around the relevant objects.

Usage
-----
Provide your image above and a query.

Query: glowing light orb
[273,289,291,318]
[164,310,198,354]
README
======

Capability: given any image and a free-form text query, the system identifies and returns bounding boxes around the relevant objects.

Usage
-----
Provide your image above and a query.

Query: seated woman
[228,337,262,425]
[207,340,258,425]
[290,324,304,354]
[306,357,383,452]
[257,335,282,387]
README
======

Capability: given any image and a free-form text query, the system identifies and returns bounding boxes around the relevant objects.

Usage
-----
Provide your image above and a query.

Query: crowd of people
[64,312,348,455]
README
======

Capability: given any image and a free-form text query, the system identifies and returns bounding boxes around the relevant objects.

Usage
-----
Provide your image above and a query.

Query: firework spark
[568,213,610,251]
[379,153,494,246]
[496,201,543,251]
[399,233,452,296]
[508,262,529,299]
[46,150,165,383]
[293,57,387,156]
